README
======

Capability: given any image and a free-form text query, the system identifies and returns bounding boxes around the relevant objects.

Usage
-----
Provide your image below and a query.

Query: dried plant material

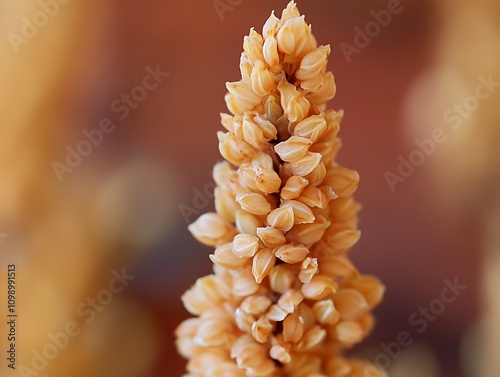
[252,248,276,283]
[177,2,385,376]
[232,233,260,258]
[256,226,286,248]
[281,175,309,200]
[241,295,273,315]
[274,136,312,162]
[210,243,250,269]
[267,206,295,231]
[188,213,238,246]
[275,243,309,264]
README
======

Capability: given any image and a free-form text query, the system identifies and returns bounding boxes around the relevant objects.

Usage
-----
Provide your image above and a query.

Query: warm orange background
[3,0,497,376]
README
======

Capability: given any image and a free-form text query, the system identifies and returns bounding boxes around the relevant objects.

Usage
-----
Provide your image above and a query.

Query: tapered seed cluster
[176,2,385,376]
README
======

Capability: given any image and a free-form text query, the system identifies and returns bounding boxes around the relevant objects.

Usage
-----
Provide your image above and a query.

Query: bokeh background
[1,0,499,376]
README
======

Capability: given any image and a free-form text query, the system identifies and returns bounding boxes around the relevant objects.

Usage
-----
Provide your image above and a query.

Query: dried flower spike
[177,2,385,376]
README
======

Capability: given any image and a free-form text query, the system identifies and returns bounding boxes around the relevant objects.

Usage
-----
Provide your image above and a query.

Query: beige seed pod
[334,321,364,345]
[240,52,253,82]
[301,275,337,300]
[215,187,239,222]
[298,257,319,283]
[274,243,309,264]
[243,28,265,64]
[274,136,312,162]
[262,11,279,38]
[251,151,273,170]
[188,213,238,246]
[175,318,200,358]
[329,196,360,227]
[245,358,276,377]
[267,304,288,322]
[236,192,272,215]
[323,166,360,198]
[226,81,262,108]
[297,302,316,331]
[278,289,304,313]
[263,35,280,68]
[237,164,258,191]
[312,299,340,325]
[324,109,342,135]
[288,152,322,177]
[287,217,331,246]
[300,72,325,93]
[254,114,278,141]
[182,275,231,315]
[251,60,275,97]
[235,307,256,333]
[296,186,329,208]
[304,161,327,186]
[210,243,250,270]
[306,71,336,106]
[293,114,327,142]
[252,248,276,283]
[344,276,385,308]
[232,234,260,258]
[333,288,370,321]
[310,139,339,167]
[235,210,263,235]
[213,161,234,187]
[296,325,326,351]
[269,264,295,294]
[242,112,266,149]
[225,92,252,115]
[277,16,307,55]
[267,206,295,232]
[232,269,260,297]
[256,226,286,248]
[241,295,272,315]
[270,344,291,364]
[230,335,254,359]
[281,199,315,224]
[324,224,361,254]
[278,77,310,122]
[319,255,357,279]
[252,316,273,343]
[265,95,284,124]
[280,1,301,25]
[254,165,281,194]
[295,45,331,81]
[294,23,318,59]
[220,113,235,133]
[281,175,309,200]
[283,313,304,343]
[194,319,232,347]
[218,131,256,166]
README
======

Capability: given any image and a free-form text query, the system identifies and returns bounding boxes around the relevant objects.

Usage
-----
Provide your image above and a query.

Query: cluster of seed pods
[177,2,385,376]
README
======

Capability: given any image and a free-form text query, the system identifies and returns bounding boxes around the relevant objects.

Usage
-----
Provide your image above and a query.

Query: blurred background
[0,0,499,376]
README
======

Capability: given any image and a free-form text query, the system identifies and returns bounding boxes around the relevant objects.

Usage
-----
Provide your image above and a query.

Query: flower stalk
[177,2,385,376]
